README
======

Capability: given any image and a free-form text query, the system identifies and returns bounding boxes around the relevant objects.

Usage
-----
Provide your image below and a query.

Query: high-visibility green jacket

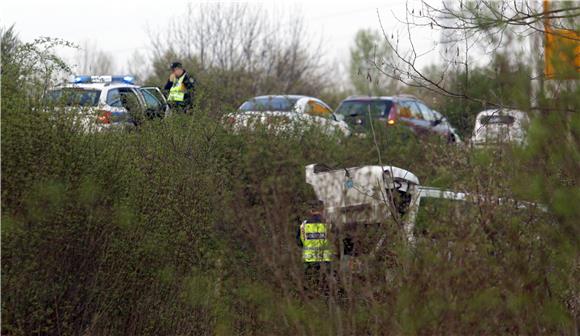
[164,71,196,108]
[167,74,186,102]
[300,221,332,263]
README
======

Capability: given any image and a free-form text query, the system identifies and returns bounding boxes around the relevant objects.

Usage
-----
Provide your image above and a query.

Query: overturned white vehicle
[305,163,545,252]
[305,164,421,242]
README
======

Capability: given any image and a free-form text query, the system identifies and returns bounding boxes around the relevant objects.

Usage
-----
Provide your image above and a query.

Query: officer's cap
[170,62,183,70]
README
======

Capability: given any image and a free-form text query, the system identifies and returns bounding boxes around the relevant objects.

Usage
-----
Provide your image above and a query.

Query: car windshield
[480,115,516,125]
[239,97,300,112]
[335,100,393,119]
[46,88,101,107]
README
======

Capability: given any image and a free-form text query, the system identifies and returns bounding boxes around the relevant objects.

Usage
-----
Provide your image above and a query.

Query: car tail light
[387,104,397,125]
[226,116,236,124]
[96,110,112,124]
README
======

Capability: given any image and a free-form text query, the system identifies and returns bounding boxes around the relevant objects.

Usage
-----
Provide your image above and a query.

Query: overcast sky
[1,0,440,77]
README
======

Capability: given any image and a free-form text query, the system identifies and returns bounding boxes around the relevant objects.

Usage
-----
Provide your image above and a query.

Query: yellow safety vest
[300,222,332,262]
[167,75,185,102]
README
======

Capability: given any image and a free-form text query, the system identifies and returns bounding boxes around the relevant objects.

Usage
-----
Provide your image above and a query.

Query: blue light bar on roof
[70,75,135,84]
[112,76,135,84]
[73,75,91,83]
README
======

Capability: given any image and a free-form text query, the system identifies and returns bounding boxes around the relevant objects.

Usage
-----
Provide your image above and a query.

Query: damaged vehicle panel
[305,163,421,242]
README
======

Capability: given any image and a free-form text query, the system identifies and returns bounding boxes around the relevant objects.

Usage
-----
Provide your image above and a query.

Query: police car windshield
[239,97,299,112]
[47,88,101,107]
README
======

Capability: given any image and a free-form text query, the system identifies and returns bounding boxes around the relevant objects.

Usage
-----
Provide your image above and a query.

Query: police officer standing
[164,62,196,113]
[297,199,333,294]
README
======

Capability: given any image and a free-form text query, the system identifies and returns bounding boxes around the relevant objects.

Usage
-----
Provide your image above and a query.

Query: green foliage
[3,102,576,335]
[2,21,578,336]
[350,29,399,96]
[1,25,76,104]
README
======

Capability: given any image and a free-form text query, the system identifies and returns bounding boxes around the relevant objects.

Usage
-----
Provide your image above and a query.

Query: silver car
[227,95,351,137]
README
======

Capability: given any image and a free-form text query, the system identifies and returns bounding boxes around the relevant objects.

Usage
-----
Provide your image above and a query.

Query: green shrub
[2,26,577,335]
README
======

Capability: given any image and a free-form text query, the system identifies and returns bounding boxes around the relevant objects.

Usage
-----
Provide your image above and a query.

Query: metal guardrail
[418,186,547,212]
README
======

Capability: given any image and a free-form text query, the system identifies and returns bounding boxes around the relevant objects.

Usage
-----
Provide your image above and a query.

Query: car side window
[142,87,167,105]
[416,102,435,121]
[140,88,162,110]
[119,88,141,112]
[106,89,122,107]
[399,100,423,119]
[398,101,412,118]
[306,100,333,119]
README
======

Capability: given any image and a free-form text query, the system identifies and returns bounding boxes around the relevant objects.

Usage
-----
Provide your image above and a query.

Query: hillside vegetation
[1,13,579,335]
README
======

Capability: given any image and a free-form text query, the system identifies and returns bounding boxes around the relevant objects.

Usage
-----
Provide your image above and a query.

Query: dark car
[335,95,461,142]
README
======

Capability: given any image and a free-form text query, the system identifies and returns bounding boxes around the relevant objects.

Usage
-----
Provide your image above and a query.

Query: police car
[47,75,169,131]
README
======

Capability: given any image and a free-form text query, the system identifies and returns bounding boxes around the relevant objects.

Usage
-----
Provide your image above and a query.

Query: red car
[334,95,460,142]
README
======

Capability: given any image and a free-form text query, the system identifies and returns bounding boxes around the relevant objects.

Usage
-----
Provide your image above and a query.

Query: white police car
[47,75,168,131]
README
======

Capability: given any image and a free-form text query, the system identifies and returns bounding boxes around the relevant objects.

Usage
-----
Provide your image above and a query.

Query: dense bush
[2,99,577,335]
[2,24,578,336]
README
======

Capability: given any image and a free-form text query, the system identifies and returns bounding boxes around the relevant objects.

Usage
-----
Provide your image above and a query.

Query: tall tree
[349,29,399,95]
[145,3,328,109]
[74,40,115,75]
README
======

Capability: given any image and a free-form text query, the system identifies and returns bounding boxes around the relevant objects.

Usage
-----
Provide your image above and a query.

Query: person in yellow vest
[164,62,197,113]
[297,199,333,292]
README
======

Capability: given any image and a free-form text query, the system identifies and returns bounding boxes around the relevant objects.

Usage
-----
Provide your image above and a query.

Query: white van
[471,109,529,146]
